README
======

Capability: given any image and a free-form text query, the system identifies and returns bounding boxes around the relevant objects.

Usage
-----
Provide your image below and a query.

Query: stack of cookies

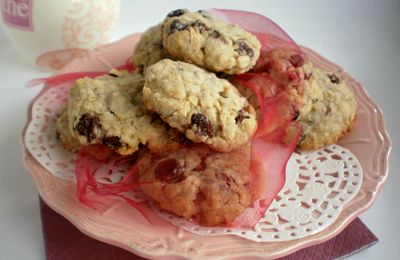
[56,9,357,226]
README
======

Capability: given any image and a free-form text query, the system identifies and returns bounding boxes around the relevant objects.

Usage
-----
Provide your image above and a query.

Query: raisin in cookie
[143,59,257,152]
[132,24,171,72]
[55,107,81,152]
[67,70,181,155]
[138,144,251,226]
[296,68,357,150]
[162,9,261,74]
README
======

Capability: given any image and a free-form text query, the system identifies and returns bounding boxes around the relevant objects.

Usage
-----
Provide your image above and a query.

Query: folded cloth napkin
[39,198,378,260]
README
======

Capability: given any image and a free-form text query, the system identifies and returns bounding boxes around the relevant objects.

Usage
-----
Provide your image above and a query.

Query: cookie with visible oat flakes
[67,70,181,155]
[162,9,261,74]
[143,59,257,152]
[296,68,357,150]
[132,24,172,72]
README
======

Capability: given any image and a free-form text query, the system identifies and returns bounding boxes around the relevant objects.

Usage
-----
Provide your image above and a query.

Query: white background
[0,0,399,259]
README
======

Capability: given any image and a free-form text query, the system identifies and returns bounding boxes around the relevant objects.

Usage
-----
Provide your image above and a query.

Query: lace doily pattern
[25,86,363,242]
[25,84,76,181]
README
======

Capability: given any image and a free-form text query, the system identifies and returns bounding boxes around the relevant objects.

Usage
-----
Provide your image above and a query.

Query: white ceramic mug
[0,0,120,70]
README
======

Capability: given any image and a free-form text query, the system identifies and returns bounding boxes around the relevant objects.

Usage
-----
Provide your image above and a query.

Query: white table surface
[0,0,399,259]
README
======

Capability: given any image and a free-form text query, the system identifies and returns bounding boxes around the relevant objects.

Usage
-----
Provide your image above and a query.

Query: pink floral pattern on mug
[33,0,119,70]
[61,0,119,49]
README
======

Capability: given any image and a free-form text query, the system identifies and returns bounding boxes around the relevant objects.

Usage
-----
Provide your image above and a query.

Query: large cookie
[162,9,261,74]
[67,70,181,155]
[143,59,257,152]
[138,144,251,226]
[132,24,171,72]
[296,68,357,150]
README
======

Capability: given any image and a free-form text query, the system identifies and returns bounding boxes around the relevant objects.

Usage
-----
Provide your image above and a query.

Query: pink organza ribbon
[231,74,301,226]
[27,62,134,88]
[210,8,300,52]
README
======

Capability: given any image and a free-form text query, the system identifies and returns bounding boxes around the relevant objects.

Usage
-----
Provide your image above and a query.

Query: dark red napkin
[40,198,378,260]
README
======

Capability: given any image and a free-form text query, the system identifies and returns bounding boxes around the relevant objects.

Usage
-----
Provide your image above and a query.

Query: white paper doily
[25,86,363,242]
[25,84,76,181]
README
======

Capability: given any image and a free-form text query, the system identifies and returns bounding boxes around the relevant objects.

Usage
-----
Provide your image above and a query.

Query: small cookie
[138,144,251,226]
[143,59,257,152]
[55,107,81,152]
[162,9,261,74]
[132,24,171,72]
[297,68,357,150]
[67,70,181,155]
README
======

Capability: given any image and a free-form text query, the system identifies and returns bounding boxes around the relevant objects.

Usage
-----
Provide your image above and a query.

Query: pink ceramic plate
[22,34,391,259]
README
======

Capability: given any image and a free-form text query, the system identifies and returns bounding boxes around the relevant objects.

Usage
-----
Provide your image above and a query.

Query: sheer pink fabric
[27,62,134,88]
[210,8,300,52]
[231,74,301,226]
